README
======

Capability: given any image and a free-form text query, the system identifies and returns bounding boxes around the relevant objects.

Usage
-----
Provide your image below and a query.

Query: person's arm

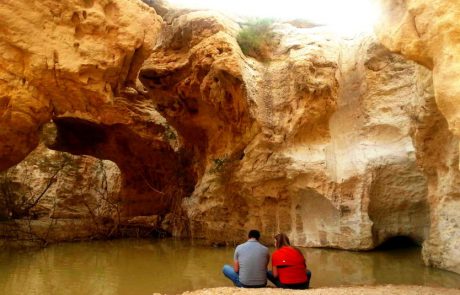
[272,265,278,278]
[234,260,239,273]
[271,251,278,278]
[233,247,240,273]
[266,253,270,268]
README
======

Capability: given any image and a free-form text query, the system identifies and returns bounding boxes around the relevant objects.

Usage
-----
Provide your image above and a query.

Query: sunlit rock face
[407,69,460,274]
[0,0,197,222]
[140,12,429,250]
[376,0,460,141]
[0,0,161,170]
[376,0,460,274]
[331,39,430,248]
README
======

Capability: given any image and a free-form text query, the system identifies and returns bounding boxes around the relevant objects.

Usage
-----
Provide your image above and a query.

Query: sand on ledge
[173,285,460,295]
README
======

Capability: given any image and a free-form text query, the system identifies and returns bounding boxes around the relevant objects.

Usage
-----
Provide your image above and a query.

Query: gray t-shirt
[234,239,269,286]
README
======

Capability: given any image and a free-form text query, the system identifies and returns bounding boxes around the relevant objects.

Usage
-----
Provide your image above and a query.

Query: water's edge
[1,239,460,295]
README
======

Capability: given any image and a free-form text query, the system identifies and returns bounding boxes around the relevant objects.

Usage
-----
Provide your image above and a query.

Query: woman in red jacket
[267,233,312,289]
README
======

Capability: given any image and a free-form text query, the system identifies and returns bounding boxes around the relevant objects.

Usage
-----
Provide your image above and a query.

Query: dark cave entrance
[47,117,109,159]
[376,236,420,250]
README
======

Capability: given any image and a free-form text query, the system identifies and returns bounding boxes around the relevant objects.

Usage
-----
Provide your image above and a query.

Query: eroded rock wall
[0,0,161,169]
[140,11,257,179]
[0,142,187,245]
[0,143,122,245]
[140,12,430,250]
[0,0,455,275]
[0,0,197,228]
[376,0,460,274]
[376,0,460,140]
[330,39,430,247]
[406,69,460,274]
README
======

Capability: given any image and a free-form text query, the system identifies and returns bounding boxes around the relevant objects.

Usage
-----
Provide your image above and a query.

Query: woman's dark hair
[274,233,291,248]
[248,229,261,240]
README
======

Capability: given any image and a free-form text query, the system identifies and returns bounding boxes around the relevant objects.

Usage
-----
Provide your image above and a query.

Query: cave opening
[376,236,420,250]
[50,117,107,155]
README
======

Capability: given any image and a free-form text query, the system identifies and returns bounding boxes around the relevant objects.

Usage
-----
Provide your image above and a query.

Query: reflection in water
[0,239,459,295]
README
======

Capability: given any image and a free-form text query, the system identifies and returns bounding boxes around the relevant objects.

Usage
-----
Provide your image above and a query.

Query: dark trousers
[267,270,312,289]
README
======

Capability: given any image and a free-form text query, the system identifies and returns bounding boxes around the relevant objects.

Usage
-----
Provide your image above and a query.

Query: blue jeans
[222,264,243,287]
[267,270,312,289]
[222,265,267,288]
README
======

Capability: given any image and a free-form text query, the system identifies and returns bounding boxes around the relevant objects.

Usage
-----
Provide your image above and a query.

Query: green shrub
[237,18,275,60]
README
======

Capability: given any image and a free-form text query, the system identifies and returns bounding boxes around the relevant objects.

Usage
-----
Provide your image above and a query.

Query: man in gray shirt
[222,230,269,288]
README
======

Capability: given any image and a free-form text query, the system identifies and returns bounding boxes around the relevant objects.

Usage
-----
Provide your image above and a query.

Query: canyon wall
[0,144,122,245]
[0,0,197,226]
[139,12,431,250]
[0,141,190,245]
[0,0,159,169]
[0,0,458,275]
[376,0,460,274]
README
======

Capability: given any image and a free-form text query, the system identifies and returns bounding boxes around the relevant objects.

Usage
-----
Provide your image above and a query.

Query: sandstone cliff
[376,0,460,274]
[0,0,160,169]
[139,12,430,251]
[0,0,198,224]
[0,142,187,245]
[0,144,122,245]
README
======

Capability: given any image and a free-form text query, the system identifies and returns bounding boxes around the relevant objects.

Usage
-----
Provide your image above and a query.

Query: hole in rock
[52,117,107,154]
[376,236,419,250]
[139,71,164,88]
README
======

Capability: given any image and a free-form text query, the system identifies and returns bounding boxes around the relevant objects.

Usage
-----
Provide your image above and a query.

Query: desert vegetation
[237,18,276,60]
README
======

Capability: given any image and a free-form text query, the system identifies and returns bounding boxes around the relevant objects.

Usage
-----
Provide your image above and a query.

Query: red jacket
[272,246,308,284]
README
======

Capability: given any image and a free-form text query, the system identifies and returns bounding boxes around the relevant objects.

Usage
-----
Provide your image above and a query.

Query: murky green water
[0,239,459,295]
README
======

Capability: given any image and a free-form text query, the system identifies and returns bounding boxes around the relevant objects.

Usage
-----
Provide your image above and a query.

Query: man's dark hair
[248,229,261,240]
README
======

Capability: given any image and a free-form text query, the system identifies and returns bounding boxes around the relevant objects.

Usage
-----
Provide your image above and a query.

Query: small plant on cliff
[208,154,241,187]
[210,157,228,174]
[237,18,276,61]
[162,123,177,141]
